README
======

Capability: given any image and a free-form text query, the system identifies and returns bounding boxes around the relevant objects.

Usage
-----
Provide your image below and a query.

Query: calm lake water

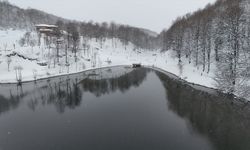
[0,66,250,150]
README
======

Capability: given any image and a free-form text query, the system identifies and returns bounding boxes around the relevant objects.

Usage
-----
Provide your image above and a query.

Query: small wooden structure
[35,24,59,37]
[35,24,61,46]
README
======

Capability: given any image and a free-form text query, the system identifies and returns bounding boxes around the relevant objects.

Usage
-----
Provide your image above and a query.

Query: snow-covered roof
[35,24,58,28]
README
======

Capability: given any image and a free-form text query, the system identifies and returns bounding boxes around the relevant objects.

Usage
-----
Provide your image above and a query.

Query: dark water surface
[0,67,250,150]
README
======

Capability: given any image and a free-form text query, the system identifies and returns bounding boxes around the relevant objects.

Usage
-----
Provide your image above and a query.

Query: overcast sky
[8,0,216,33]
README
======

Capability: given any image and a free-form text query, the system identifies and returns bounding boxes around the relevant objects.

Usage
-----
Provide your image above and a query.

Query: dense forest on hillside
[56,21,158,50]
[0,0,65,29]
[159,0,250,96]
[0,0,158,49]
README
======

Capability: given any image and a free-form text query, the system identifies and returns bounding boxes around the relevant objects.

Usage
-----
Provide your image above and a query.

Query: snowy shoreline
[0,55,246,101]
[0,63,217,94]
[0,65,129,84]
[148,66,248,102]
[148,66,219,91]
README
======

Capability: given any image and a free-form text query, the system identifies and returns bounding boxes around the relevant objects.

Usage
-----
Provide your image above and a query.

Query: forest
[0,0,158,50]
[159,0,250,96]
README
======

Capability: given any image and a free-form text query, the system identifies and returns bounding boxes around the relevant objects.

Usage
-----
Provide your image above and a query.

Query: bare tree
[6,57,12,72]
[14,65,23,83]
[33,69,37,81]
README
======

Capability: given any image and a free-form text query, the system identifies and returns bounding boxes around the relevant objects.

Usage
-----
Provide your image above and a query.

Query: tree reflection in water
[157,71,250,150]
[80,68,148,97]
[0,67,148,113]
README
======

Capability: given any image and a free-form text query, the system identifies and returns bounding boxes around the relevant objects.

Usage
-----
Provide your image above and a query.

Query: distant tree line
[0,1,158,50]
[55,20,158,50]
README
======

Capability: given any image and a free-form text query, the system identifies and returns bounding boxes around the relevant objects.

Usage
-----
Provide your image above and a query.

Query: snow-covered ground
[0,29,216,89]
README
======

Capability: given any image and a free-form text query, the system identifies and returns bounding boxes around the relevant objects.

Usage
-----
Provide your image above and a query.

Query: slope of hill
[0,1,66,29]
[0,1,159,50]
[139,28,158,37]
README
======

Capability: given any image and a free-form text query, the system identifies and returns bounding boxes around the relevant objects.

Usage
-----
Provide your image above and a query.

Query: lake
[0,66,250,150]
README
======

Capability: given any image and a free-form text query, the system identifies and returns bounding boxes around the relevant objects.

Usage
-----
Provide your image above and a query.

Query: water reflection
[0,95,19,116]
[157,71,250,150]
[80,68,147,97]
[0,67,147,113]
[0,67,249,150]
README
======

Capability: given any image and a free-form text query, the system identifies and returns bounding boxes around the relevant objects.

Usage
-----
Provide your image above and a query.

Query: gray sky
[8,0,216,33]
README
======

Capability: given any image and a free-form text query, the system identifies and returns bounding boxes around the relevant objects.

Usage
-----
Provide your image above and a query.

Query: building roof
[35,24,58,28]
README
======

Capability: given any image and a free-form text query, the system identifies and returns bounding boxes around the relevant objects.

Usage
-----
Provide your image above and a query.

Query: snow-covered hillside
[0,29,216,89]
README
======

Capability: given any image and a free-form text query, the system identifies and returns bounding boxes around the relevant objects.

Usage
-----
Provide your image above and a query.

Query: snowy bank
[0,30,216,87]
